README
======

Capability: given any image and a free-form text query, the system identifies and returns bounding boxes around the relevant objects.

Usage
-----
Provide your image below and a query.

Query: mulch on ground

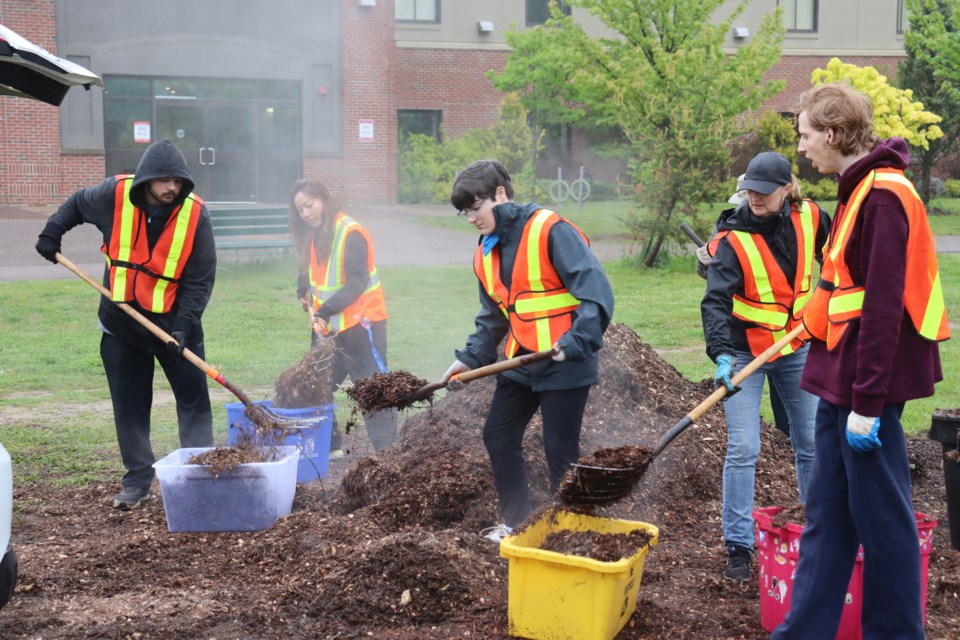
[3,322,959,639]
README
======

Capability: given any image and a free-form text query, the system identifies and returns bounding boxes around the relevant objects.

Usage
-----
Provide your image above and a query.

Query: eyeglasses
[457,198,487,220]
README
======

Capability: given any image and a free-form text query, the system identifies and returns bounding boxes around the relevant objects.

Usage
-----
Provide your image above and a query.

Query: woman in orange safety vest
[700,151,831,581]
[289,179,396,455]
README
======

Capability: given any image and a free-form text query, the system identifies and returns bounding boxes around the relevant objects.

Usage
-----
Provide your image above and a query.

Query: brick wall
[396,48,507,139]
[0,0,105,205]
[306,0,398,205]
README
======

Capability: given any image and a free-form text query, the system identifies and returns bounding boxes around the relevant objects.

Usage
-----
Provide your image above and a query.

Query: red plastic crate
[753,507,937,640]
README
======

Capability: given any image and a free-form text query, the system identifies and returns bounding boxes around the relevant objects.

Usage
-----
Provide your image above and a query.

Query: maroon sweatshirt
[800,137,945,416]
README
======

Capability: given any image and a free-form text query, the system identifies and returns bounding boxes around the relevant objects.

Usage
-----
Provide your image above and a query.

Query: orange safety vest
[802,168,949,350]
[708,201,820,361]
[102,175,202,314]
[474,209,587,357]
[309,212,387,335]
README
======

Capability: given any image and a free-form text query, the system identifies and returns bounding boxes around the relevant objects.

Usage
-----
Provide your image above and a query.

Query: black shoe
[724,544,751,581]
[113,486,150,510]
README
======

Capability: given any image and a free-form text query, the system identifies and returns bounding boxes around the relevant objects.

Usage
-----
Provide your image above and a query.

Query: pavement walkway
[0,203,631,282]
[1,203,956,283]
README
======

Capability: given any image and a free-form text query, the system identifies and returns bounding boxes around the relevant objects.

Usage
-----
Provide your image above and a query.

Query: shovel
[558,323,808,506]
[413,348,559,399]
[55,252,288,429]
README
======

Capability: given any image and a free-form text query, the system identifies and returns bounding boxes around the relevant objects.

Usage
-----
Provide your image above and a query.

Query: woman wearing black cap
[700,151,831,581]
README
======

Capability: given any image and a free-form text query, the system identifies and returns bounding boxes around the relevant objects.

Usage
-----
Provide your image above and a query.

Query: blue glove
[846,411,882,453]
[714,354,736,393]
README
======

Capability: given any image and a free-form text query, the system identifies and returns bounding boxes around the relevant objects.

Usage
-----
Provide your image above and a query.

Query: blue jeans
[721,345,817,549]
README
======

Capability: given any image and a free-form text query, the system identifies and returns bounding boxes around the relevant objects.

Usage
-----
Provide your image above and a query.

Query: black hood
[129,139,195,209]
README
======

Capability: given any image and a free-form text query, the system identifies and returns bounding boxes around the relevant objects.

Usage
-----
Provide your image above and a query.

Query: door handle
[199,147,208,165]
[208,147,215,166]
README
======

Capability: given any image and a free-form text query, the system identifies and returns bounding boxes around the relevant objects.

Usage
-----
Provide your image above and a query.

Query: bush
[945,179,960,198]
[396,94,540,204]
[799,178,839,202]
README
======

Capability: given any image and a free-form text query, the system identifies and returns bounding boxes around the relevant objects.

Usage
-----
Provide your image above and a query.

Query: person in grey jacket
[34,139,216,510]
[441,160,615,543]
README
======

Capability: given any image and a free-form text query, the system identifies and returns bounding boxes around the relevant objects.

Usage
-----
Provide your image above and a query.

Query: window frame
[397,109,443,144]
[897,0,908,34]
[778,0,818,33]
[395,0,440,24]
[526,0,571,27]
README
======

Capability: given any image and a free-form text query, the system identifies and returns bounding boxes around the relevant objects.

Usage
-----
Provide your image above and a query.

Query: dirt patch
[4,322,959,639]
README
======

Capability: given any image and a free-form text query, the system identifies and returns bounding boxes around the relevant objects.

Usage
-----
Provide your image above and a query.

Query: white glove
[443,360,471,392]
[846,411,882,453]
[696,244,713,266]
[551,342,566,362]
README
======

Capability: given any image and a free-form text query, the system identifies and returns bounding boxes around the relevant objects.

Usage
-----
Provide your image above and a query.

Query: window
[527,0,571,27]
[396,0,438,23]
[898,0,909,34]
[779,0,817,32]
[398,109,442,143]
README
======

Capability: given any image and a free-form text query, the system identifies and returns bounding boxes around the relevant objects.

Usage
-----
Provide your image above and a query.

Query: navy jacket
[455,201,614,391]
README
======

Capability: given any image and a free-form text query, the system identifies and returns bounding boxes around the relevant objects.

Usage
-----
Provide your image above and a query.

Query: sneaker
[480,524,514,544]
[329,449,345,460]
[113,486,150,510]
[724,544,752,581]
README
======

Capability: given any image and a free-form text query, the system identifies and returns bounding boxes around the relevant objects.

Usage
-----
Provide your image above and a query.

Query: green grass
[2,242,958,486]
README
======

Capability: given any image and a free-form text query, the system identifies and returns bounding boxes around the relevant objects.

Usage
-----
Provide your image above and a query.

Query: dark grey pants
[100,332,213,491]
[314,320,398,453]
[482,376,590,527]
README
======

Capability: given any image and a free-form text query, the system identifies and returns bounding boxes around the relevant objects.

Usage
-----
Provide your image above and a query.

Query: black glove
[167,330,188,355]
[35,234,61,263]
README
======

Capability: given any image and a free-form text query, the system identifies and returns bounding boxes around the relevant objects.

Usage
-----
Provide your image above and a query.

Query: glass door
[203,103,256,202]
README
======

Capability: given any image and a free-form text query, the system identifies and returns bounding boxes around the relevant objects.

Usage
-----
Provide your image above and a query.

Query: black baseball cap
[740,152,791,195]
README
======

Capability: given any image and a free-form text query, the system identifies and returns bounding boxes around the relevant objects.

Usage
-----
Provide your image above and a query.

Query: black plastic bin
[929,409,960,551]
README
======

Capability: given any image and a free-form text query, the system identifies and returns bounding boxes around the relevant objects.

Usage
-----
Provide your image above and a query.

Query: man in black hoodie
[35,140,217,509]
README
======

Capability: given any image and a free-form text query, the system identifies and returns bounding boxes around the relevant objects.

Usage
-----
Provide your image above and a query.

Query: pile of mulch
[4,322,959,639]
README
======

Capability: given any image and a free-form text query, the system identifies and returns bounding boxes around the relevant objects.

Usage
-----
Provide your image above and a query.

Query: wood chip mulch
[5,322,959,639]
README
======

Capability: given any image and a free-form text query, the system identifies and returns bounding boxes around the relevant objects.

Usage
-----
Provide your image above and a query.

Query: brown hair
[793,82,877,156]
[289,178,342,272]
[786,174,803,205]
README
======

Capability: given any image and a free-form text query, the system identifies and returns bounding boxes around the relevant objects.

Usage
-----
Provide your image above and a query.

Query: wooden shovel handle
[55,253,220,379]
[415,348,558,397]
[651,323,808,458]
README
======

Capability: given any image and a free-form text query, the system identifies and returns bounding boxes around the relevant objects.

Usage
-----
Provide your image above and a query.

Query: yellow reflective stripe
[113,179,136,301]
[515,291,579,316]
[829,172,875,271]
[920,272,946,339]
[732,232,775,304]
[732,298,789,328]
[526,210,553,350]
[151,196,195,312]
[828,290,865,316]
[875,171,920,199]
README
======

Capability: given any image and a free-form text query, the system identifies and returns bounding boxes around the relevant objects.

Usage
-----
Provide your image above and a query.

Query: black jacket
[455,202,615,391]
[41,140,217,352]
[701,199,830,362]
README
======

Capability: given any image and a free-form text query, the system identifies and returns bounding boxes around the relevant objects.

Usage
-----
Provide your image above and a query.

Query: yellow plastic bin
[499,510,659,640]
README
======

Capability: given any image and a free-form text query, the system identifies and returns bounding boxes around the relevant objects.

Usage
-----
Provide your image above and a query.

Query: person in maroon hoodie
[771,83,950,639]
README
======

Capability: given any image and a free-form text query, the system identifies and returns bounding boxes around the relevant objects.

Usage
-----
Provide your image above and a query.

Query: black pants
[483,376,590,527]
[313,320,397,453]
[100,332,213,491]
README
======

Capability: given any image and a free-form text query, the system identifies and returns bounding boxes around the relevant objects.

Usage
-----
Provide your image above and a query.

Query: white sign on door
[133,121,151,144]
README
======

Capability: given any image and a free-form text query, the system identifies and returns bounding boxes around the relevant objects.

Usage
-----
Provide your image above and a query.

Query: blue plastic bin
[226,400,334,483]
